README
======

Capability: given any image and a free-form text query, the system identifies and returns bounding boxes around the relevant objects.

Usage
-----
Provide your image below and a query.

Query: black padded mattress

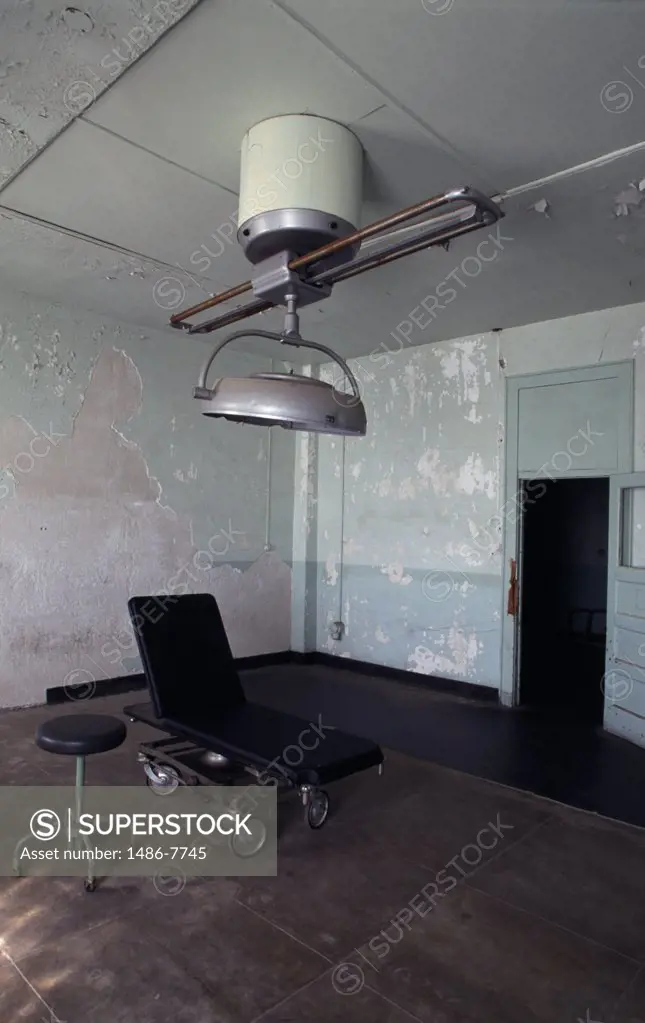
[125,700,383,787]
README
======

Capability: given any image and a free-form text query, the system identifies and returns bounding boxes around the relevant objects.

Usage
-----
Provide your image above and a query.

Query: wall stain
[0,344,291,707]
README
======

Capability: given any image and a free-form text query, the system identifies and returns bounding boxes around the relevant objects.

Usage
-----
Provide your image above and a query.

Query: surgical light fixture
[193,294,367,436]
[174,115,504,437]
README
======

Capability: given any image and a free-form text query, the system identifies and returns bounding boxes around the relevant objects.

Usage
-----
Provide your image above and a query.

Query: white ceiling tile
[2,0,645,351]
[0,0,201,185]
[277,0,645,188]
[0,118,251,285]
[3,146,645,362]
[86,0,388,191]
[301,149,645,359]
[0,210,206,336]
[0,209,291,355]
[350,104,498,218]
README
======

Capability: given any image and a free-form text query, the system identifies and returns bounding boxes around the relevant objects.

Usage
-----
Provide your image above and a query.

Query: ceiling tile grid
[0,0,202,185]
[0,0,644,354]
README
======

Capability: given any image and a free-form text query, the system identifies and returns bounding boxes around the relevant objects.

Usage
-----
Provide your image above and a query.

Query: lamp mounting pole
[283,293,300,338]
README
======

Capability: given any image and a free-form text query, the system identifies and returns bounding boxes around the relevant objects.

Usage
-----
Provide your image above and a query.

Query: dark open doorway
[518,477,609,724]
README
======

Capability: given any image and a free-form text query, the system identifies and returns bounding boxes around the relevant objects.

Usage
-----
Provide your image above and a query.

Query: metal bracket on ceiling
[251,250,332,308]
[170,186,504,336]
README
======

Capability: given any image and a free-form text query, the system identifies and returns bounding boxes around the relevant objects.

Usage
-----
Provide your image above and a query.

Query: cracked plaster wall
[4,281,644,707]
[0,284,294,708]
[309,300,645,689]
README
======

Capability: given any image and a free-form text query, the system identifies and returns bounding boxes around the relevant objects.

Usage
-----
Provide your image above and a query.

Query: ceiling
[1,0,645,362]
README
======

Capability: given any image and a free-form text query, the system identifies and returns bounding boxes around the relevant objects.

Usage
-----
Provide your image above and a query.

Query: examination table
[124,593,384,829]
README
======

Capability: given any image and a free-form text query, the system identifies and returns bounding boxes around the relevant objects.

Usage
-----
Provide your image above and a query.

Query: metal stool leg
[72,755,96,891]
[13,754,94,885]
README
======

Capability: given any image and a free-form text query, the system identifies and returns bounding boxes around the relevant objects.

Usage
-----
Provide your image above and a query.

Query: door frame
[500,361,634,708]
[604,471,645,743]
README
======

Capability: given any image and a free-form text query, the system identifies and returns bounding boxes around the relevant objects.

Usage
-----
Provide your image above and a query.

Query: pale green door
[605,472,645,746]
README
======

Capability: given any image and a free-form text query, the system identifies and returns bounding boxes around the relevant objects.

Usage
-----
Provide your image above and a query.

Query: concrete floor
[1,690,645,1023]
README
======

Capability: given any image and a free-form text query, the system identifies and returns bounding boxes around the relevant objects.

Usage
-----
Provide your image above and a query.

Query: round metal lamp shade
[200,372,367,436]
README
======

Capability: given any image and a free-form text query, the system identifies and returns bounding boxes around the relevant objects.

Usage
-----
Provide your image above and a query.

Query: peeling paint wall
[314,337,502,685]
[0,285,294,708]
[309,300,645,689]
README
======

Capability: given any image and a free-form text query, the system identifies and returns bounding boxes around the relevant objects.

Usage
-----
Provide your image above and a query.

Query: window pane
[621,487,645,567]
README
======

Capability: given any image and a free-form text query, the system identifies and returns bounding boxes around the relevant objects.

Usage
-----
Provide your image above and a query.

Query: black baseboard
[235,650,293,671]
[304,652,499,702]
[46,673,147,705]
[241,649,498,703]
[45,650,498,706]
[284,651,317,665]
[45,652,294,705]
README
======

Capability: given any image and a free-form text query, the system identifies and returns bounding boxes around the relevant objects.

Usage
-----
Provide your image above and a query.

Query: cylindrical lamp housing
[237,114,363,267]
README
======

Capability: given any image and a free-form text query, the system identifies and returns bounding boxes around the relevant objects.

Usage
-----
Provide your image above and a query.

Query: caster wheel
[306,790,329,829]
[84,879,97,892]
[145,764,180,795]
[230,818,267,859]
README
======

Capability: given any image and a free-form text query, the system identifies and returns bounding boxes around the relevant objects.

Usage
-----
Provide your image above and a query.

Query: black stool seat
[37,715,127,756]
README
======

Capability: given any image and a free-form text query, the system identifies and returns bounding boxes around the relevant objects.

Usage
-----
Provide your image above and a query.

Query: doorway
[518,477,609,723]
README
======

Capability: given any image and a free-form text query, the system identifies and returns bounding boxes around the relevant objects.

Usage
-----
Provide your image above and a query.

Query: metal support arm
[172,186,504,336]
[194,328,363,402]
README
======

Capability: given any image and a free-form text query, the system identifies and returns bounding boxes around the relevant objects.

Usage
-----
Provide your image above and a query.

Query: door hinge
[507,558,519,616]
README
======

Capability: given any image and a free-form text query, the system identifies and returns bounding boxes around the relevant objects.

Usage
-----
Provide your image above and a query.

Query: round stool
[36,714,127,758]
[14,714,127,891]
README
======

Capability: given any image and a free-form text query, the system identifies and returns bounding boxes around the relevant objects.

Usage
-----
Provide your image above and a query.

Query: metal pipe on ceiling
[171,186,501,331]
[184,207,499,336]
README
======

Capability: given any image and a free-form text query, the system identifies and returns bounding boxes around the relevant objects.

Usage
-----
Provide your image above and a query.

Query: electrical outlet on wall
[329,620,345,641]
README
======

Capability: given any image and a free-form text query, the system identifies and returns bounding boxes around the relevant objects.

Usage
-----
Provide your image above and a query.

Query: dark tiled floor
[1,685,644,1022]
[243,663,645,830]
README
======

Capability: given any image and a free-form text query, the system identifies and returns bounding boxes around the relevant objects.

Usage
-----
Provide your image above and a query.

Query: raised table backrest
[127,593,247,721]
